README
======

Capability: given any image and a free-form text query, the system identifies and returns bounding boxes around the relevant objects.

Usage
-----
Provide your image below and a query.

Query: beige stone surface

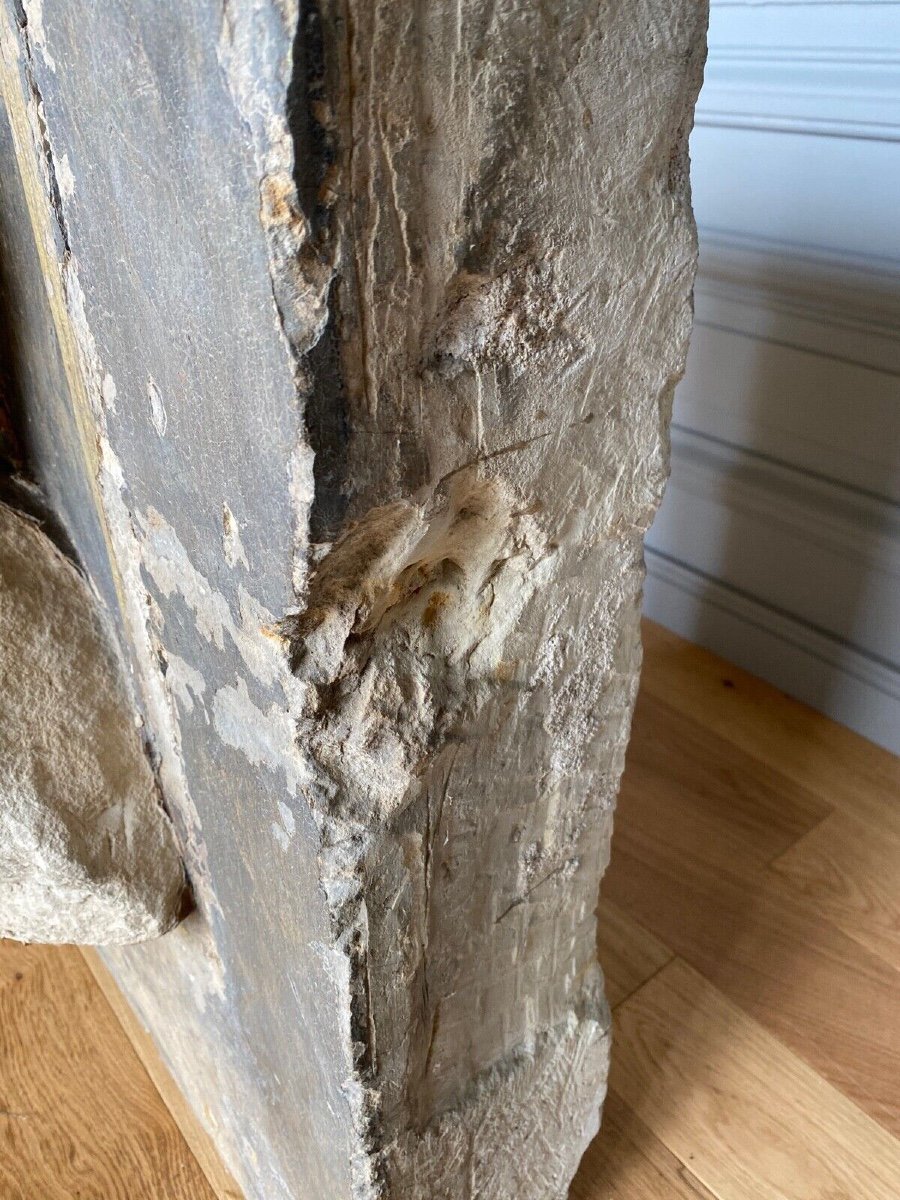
[0,501,184,944]
[296,4,707,1192]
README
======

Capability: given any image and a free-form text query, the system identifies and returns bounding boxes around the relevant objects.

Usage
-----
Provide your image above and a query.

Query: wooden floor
[1,621,898,1198]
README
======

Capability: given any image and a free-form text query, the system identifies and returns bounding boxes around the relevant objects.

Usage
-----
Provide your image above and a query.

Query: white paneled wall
[644,0,900,752]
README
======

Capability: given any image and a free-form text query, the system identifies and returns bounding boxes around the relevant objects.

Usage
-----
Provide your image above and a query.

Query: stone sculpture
[0,1,706,1195]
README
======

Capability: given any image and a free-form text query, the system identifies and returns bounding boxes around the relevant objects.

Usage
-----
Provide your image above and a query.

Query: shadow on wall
[656,236,900,755]
[643,1,900,755]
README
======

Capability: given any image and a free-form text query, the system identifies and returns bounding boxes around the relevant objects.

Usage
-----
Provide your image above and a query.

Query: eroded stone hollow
[0,0,707,1195]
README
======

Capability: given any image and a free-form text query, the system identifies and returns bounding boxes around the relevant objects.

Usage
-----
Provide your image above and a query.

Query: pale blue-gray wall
[644,0,900,753]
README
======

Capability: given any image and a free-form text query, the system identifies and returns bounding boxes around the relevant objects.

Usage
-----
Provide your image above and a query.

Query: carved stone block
[0,0,706,1194]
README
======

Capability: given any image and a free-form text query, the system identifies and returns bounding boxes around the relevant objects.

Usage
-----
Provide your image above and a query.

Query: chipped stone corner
[384,1011,611,1200]
[218,0,335,359]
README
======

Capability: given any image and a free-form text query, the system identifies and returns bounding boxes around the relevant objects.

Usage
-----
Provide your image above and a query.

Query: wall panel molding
[674,320,900,502]
[694,228,900,373]
[643,547,900,754]
[713,3,900,8]
[660,426,900,577]
[647,0,900,748]
[646,427,900,752]
[698,46,900,140]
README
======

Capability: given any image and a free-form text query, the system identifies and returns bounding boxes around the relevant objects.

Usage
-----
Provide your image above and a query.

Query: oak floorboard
[596,897,673,1009]
[0,942,217,1200]
[604,828,900,1135]
[602,668,900,1136]
[570,1089,717,1200]
[0,939,41,990]
[771,808,900,973]
[622,689,833,874]
[640,621,900,841]
[611,958,900,1200]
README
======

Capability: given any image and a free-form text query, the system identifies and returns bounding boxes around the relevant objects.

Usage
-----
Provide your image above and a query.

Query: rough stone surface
[0,501,184,943]
[0,0,706,1196]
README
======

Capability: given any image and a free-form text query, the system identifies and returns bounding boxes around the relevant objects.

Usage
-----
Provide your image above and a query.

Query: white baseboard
[643,547,900,756]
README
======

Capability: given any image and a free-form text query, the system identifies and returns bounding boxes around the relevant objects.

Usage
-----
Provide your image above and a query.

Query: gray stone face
[0,502,184,944]
[0,0,706,1195]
